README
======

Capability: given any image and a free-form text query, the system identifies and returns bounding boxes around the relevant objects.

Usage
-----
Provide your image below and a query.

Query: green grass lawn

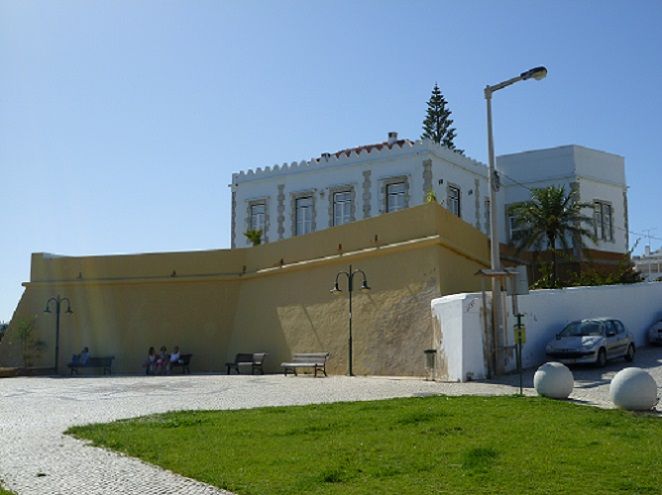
[0,484,14,495]
[68,396,661,495]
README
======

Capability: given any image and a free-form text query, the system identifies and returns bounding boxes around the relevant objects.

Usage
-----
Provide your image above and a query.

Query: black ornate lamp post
[330,265,370,376]
[44,295,73,373]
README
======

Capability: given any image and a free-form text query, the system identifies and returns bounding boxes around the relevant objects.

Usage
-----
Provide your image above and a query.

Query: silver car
[545,318,635,367]
[648,319,662,345]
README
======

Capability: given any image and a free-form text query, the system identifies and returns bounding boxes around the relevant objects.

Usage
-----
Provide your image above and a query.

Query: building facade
[231,132,490,248]
[498,145,628,255]
[633,247,662,282]
[231,133,628,259]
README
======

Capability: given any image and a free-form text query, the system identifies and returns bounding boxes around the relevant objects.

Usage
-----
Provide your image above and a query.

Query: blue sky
[2,1,662,321]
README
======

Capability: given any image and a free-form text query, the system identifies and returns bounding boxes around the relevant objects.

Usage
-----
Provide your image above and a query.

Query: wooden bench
[225,352,267,374]
[281,352,330,377]
[169,353,192,374]
[68,356,114,375]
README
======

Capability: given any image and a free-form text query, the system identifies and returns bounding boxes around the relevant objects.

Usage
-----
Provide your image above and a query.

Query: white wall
[578,178,627,252]
[499,145,627,252]
[499,146,577,183]
[431,282,662,382]
[431,293,487,382]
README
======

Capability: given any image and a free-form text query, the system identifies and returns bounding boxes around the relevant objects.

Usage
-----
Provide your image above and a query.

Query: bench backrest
[291,352,329,365]
[234,353,254,363]
[252,352,267,365]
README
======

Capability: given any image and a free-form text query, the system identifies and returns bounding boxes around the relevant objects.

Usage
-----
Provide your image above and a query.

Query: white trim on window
[594,200,614,242]
[333,190,352,226]
[447,185,461,217]
[295,196,314,236]
[386,182,406,212]
[250,203,265,232]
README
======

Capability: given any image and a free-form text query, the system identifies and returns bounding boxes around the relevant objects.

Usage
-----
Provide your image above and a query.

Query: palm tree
[508,185,595,286]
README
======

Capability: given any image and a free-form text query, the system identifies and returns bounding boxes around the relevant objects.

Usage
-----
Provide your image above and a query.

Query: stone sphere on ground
[609,367,658,411]
[534,362,574,399]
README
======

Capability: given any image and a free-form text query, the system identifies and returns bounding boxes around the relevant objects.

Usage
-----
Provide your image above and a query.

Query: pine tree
[421,83,462,153]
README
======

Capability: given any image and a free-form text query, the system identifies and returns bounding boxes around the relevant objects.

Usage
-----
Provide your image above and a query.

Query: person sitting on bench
[79,347,90,365]
[71,346,90,366]
[168,345,183,372]
[144,346,157,375]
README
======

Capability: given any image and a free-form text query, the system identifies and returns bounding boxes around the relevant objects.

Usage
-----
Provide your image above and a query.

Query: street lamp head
[360,280,371,291]
[44,306,51,313]
[330,282,343,295]
[520,66,547,81]
[66,307,73,314]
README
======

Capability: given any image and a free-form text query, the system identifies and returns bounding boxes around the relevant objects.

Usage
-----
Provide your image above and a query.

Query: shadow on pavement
[486,345,662,393]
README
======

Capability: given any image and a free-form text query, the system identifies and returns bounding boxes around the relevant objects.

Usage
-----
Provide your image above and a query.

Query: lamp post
[44,295,73,373]
[484,66,547,374]
[330,264,371,376]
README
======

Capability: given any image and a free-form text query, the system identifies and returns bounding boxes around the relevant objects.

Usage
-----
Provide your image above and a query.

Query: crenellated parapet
[232,137,488,185]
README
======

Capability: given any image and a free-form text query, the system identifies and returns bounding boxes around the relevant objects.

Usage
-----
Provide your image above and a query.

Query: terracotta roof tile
[316,138,414,161]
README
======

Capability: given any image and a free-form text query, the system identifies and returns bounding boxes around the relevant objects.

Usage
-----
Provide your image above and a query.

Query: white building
[633,247,662,282]
[230,132,628,258]
[499,145,628,255]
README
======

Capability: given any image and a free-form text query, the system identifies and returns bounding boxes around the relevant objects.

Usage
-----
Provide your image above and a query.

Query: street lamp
[44,295,73,373]
[484,66,547,374]
[330,264,371,376]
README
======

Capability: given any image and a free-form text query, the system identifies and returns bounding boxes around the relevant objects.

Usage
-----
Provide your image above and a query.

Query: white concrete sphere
[609,367,658,411]
[534,362,574,399]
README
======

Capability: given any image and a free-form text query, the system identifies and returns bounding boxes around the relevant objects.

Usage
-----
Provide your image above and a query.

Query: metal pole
[482,67,546,376]
[516,313,523,395]
[348,264,353,376]
[54,298,61,373]
[485,90,504,374]
[45,295,72,374]
[479,276,494,378]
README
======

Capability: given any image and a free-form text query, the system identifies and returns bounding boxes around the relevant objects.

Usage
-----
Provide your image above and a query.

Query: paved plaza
[0,347,660,495]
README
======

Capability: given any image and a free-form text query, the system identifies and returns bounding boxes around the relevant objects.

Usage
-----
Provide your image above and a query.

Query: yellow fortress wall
[0,203,489,376]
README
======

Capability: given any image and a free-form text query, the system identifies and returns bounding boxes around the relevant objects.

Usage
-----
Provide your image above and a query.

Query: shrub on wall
[244,229,262,246]
[531,250,643,289]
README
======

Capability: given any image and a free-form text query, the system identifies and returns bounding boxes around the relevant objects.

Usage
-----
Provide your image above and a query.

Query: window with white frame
[295,196,314,235]
[594,200,613,241]
[250,203,265,232]
[333,191,352,226]
[508,215,525,242]
[386,182,406,212]
[447,185,461,217]
[506,204,529,243]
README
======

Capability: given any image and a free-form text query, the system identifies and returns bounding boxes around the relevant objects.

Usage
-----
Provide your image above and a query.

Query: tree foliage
[531,253,644,289]
[421,83,462,153]
[568,242,644,287]
[13,317,46,368]
[244,229,262,246]
[509,185,595,286]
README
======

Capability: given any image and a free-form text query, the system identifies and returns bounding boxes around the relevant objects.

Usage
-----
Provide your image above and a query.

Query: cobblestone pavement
[0,347,660,495]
